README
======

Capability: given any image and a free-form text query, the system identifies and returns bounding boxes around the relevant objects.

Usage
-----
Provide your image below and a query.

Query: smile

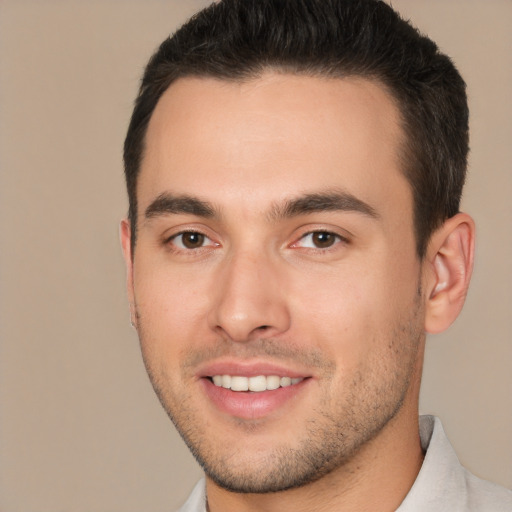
[211,375,304,392]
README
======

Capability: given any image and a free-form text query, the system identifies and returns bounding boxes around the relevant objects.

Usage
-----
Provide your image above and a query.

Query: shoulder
[464,469,512,512]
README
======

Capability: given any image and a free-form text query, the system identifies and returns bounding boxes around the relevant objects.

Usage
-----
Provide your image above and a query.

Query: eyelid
[164,228,219,251]
[290,228,350,250]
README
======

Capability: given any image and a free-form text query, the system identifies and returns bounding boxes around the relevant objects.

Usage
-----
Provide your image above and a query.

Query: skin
[121,73,474,512]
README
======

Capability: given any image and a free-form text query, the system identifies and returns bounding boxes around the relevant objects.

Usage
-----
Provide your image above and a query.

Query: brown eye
[175,232,206,249]
[292,231,343,250]
[311,232,337,248]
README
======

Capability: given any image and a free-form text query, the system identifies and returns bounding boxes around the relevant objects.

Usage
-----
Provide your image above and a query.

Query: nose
[208,250,291,343]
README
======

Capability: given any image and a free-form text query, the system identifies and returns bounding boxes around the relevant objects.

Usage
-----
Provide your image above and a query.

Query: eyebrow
[143,189,379,222]
[145,193,216,220]
[268,190,379,221]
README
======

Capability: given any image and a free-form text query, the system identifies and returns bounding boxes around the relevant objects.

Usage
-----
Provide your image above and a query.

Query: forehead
[139,72,410,219]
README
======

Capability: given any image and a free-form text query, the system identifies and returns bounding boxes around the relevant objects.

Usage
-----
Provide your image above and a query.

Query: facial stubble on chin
[135,294,424,494]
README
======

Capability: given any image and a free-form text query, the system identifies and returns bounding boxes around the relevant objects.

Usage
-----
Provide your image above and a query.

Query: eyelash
[165,230,217,252]
[291,230,348,251]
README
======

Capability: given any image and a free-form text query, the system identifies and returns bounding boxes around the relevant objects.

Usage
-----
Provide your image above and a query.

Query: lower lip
[200,378,309,420]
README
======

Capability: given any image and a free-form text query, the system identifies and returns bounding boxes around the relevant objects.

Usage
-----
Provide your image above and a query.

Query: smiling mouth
[209,375,305,392]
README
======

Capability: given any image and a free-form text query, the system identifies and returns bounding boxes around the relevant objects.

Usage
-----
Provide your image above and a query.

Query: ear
[120,219,138,330]
[424,213,475,334]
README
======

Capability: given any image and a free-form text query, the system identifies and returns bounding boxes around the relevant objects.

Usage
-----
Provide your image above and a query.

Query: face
[122,73,427,493]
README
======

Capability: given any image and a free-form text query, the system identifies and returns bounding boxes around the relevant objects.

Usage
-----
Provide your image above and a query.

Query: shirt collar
[397,415,468,511]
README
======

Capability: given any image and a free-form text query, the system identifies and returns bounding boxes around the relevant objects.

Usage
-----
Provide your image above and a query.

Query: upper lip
[196,359,311,379]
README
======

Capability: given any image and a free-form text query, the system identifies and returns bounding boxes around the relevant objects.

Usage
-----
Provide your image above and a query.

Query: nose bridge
[209,245,290,342]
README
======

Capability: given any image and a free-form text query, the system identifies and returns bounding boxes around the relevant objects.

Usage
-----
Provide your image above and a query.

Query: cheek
[288,255,419,364]
[288,273,374,374]
[133,263,212,367]
[136,256,210,317]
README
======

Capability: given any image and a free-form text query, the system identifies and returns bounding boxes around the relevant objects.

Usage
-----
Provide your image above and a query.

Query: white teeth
[221,375,231,389]
[280,377,292,387]
[266,375,281,390]
[248,375,267,392]
[230,376,249,391]
[211,375,304,392]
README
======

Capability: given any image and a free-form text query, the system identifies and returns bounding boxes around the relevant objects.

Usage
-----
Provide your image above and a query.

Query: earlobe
[120,219,138,330]
[424,213,475,334]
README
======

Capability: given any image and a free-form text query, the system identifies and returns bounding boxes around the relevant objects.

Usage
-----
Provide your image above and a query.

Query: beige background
[0,1,510,510]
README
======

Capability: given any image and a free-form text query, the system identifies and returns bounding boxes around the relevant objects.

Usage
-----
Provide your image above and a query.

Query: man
[120,0,512,510]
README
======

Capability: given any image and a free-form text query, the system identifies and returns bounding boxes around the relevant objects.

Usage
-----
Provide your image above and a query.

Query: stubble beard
[136,297,424,494]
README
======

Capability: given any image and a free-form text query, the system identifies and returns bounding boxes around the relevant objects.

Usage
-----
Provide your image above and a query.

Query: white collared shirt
[176,415,512,512]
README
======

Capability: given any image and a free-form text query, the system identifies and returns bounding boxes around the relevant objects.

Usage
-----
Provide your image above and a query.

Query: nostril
[257,325,270,331]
